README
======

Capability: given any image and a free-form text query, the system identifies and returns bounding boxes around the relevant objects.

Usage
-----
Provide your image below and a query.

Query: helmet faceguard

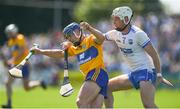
[63,22,82,46]
[112,6,133,31]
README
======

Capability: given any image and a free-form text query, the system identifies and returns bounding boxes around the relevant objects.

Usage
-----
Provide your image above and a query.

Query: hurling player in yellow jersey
[2,24,46,108]
[31,22,108,108]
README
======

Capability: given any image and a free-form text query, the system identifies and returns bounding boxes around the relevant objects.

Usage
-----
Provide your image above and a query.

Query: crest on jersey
[128,39,133,45]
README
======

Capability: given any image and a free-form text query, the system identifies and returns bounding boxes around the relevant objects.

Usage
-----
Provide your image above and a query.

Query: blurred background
[0,0,180,108]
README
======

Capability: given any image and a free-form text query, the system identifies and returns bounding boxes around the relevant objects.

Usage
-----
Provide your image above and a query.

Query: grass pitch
[0,71,180,108]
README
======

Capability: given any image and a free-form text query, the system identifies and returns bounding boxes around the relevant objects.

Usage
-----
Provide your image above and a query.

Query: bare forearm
[152,52,161,73]
[88,26,105,44]
[144,43,161,74]
[38,49,64,58]
[81,22,105,44]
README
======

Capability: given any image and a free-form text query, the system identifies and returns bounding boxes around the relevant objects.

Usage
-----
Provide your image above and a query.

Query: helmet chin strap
[73,29,82,47]
[115,23,130,31]
[115,14,133,32]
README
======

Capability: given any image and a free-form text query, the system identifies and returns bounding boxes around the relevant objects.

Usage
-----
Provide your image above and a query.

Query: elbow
[96,38,105,45]
[99,38,105,44]
[100,36,105,42]
[99,36,105,43]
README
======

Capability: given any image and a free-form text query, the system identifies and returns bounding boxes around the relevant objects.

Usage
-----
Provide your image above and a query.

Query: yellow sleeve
[67,46,76,56]
[89,34,99,46]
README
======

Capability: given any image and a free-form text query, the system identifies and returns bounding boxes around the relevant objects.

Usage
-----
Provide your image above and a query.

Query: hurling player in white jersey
[80,6,173,108]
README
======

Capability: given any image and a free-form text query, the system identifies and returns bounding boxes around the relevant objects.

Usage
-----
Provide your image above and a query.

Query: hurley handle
[64,50,69,77]
[17,43,38,67]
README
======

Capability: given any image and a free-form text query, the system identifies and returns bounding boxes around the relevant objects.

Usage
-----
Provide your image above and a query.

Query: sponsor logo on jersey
[77,46,98,65]
[120,48,133,54]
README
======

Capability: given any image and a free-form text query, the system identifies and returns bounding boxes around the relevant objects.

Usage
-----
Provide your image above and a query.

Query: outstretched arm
[80,22,105,45]
[31,47,64,58]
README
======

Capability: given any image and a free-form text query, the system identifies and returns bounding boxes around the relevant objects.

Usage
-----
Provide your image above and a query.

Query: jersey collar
[121,25,132,35]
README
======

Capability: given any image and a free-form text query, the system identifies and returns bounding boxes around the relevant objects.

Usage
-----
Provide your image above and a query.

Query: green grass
[0,71,180,108]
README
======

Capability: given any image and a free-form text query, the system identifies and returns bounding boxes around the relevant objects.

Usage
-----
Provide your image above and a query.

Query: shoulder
[105,30,120,40]
[135,31,148,37]
[105,30,118,35]
[85,34,95,41]
[86,34,94,38]
[17,34,25,40]
[84,34,102,45]
[16,34,27,46]
[131,25,148,38]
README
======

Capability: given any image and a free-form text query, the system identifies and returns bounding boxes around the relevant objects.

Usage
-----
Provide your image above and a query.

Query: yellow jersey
[68,34,105,76]
[7,34,29,65]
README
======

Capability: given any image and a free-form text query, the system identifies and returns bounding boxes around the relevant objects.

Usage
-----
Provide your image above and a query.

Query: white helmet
[5,24,18,34]
[112,6,133,24]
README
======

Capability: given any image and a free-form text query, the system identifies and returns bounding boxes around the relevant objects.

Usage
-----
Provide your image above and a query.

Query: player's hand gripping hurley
[157,73,174,87]
[8,44,38,78]
[59,49,74,97]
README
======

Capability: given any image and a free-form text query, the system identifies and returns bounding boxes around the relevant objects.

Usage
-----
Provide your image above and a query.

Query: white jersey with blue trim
[105,25,155,71]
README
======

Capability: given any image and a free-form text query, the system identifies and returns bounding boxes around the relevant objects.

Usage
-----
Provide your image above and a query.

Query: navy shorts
[22,64,30,79]
[128,69,157,89]
[85,68,109,98]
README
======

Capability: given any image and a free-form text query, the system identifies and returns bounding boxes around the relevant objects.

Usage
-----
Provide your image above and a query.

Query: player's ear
[124,16,129,24]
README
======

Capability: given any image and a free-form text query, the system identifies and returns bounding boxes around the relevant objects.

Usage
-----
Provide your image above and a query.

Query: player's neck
[11,36,16,40]
[121,24,131,35]
[75,36,85,48]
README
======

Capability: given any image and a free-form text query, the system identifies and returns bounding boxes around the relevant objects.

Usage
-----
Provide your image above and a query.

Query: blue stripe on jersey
[131,27,136,33]
[142,40,150,48]
[77,46,98,65]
